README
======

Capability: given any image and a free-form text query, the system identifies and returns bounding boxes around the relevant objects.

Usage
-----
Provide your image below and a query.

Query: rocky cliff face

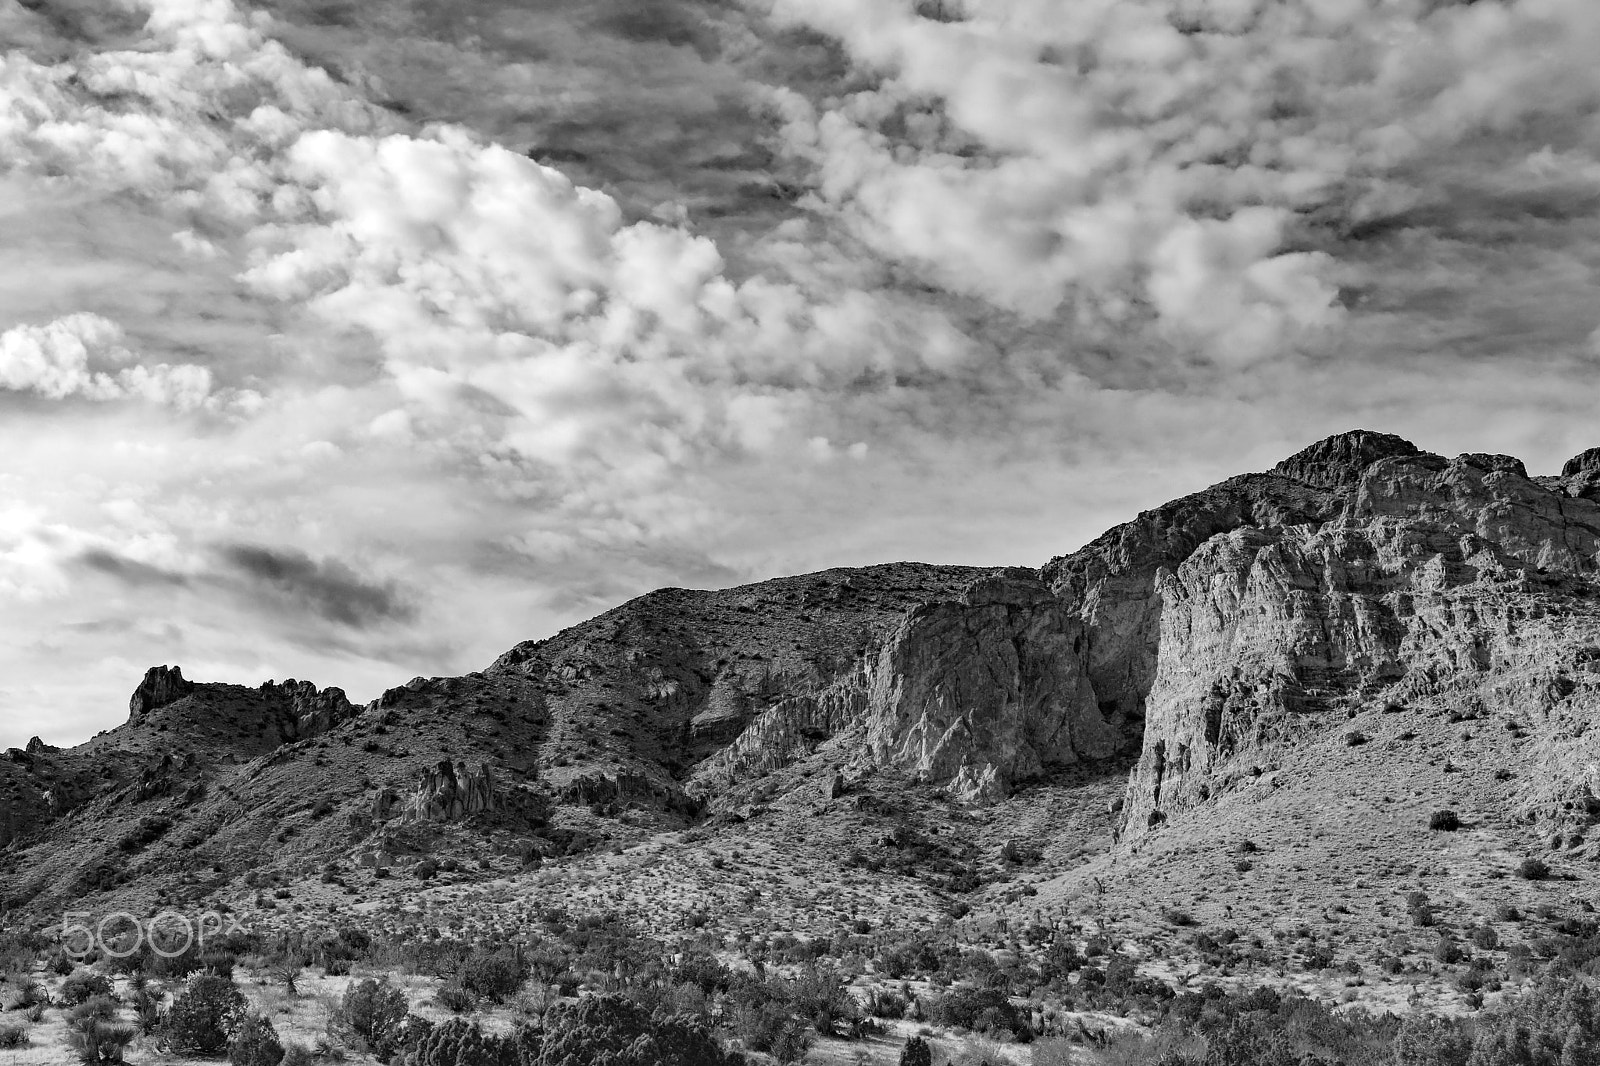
[1117,442,1600,840]
[693,568,1120,800]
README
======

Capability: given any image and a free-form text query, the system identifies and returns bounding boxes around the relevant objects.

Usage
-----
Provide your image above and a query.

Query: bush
[281,1041,314,1066]
[60,970,115,1006]
[8,979,48,1010]
[1429,810,1461,831]
[436,984,475,1013]
[230,1013,285,1066]
[1520,857,1551,880]
[161,972,248,1054]
[1471,925,1500,950]
[67,997,120,1024]
[404,1017,517,1066]
[900,1034,932,1066]
[66,1015,135,1064]
[927,986,1028,1038]
[332,977,409,1059]
[0,1023,27,1049]
[539,994,747,1065]
[460,948,525,1004]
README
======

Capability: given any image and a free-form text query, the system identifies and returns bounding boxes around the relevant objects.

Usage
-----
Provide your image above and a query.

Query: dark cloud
[219,545,417,629]
[77,548,189,588]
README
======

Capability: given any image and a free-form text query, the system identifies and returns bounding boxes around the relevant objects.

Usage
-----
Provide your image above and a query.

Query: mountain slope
[4,429,1599,991]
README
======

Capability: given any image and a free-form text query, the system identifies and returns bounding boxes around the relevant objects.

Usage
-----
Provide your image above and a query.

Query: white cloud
[0,314,214,407]
[1,0,1599,750]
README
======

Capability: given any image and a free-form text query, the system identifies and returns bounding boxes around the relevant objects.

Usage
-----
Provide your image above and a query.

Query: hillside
[4,429,1600,1021]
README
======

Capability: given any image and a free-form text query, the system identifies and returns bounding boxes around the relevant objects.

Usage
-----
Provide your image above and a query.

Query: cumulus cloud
[0,314,214,407]
[761,0,1600,362]
[1,0,1599,749]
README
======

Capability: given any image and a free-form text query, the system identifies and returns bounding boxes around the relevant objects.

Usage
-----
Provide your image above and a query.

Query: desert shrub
[161,972,248,1054]
[67,997,120,1024]
[269,955,303,995]
[332,977,409,1059]
[869,989,909,1018]
[60,969,115,1006]
[1429,810,1462,831]
[1391,1014,1472,1066]
[8,979,48,1010]
[899,1034,933,1066]
[1471,925,1500,950]
[459,947,525,1003]
[281,1041,314,1066]
[671,952,733,994]
[731,998,807,1059]
[413,859,439,881]
[927,986,1028,1038]
[403,1017,517,1066]
[538,994,747,1065]
[780,963,859,1037]
[230,1013,285,1066]
[0,1022,27,1048]
[435,984,475,1013]
[1520,857,1551,880]
[1434,935,1464,964]
[66,1015,136,1065]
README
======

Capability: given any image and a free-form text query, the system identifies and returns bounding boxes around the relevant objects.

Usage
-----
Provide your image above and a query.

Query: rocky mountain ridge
[4,430,1599,925]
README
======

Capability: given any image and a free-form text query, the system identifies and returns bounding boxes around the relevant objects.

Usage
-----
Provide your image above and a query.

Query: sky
[1,0,1599,749]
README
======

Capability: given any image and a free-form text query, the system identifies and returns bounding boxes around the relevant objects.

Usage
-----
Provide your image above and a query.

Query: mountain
[5,429,1599,988]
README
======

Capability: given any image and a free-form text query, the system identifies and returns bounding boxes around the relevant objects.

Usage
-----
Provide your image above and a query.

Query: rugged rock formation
[129,665,195,717]
[696,569,1119,800]
[1117,438,1600,840]
[400,760,496,823]
[264,679,357,738]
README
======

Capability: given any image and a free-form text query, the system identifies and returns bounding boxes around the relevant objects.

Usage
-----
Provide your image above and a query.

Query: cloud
[77,547,189,588]
[1,0,1599,752]
[218,544,416,628]
[0,314,214,407]
[760,0,1600,363]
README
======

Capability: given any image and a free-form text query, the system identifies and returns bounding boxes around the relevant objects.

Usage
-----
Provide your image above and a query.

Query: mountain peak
[1270,429,1425,489]
[128,664,195,718]
[1562,446,1600,480]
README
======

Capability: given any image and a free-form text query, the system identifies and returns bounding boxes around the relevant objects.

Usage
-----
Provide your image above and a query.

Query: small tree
[332,977,409,1059]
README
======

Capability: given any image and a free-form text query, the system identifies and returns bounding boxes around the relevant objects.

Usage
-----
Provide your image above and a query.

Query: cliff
[1117,444,1600,841]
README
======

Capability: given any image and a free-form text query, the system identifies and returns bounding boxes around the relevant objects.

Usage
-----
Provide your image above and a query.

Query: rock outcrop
[263,679,357,739]
[129,665,195,718]
[1116,436,1600,840]
[696,569,1118,800]
[399,760,496,823]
